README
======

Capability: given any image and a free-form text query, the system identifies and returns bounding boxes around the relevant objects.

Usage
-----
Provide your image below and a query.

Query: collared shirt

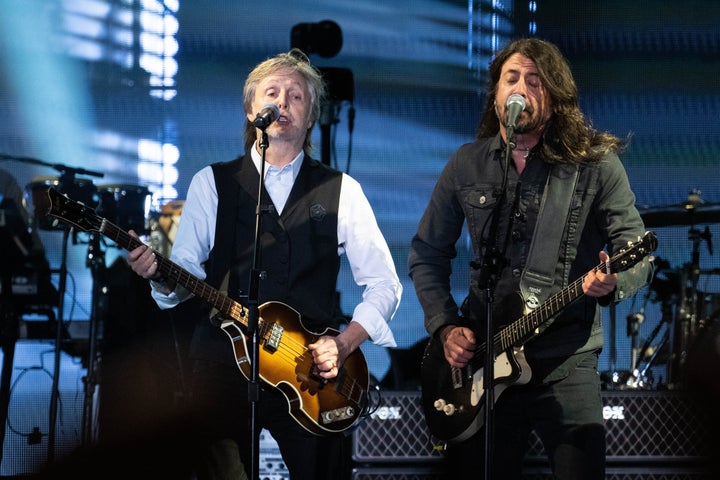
[150,145,401,348]
[253,147,303,214]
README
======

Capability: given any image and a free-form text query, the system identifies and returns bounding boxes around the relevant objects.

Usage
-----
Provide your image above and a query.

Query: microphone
[505,94,526,129]
[253,103,280,129]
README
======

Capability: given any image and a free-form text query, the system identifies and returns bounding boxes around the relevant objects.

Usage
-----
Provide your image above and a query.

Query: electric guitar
[420,231,657,443]
[45,187,369,435]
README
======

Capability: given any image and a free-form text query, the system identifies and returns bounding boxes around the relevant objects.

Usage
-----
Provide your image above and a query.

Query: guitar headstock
[46,187,103,232]
[607,231,658,274]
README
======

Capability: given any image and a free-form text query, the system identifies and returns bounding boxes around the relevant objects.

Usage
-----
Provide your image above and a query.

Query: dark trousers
[444,352,606,480]
[190,359,352,480]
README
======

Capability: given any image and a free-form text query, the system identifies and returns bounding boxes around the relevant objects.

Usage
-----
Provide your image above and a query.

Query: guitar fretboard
[98,218,250,328]
[472,231,655,363]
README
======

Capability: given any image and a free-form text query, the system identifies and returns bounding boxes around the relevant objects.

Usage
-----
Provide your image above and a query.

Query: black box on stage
[352,390,712,465]
[352,390,444,464]
[523,465,714,480]
[354,465,714,480]
[352,466,446,480]
[527,390,711,463]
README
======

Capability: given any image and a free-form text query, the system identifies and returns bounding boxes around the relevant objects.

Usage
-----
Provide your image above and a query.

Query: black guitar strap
[519,163,580,313]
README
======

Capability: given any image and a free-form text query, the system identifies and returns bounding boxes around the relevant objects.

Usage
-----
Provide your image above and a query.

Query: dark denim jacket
[409,133,653,363]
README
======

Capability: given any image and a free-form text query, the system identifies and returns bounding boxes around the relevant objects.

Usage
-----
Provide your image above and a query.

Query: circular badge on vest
[310,203,326,221]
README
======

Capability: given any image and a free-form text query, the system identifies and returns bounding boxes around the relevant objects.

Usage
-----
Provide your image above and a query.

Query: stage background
[0,0,718,475]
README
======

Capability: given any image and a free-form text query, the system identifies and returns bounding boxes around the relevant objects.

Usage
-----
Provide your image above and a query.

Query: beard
[509,105,547,135]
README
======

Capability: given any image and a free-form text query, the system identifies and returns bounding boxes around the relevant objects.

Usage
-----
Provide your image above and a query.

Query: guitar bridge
[264,323,283,352]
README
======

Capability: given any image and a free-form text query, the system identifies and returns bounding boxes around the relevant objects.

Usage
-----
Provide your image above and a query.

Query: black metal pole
[80,232,105,448]
[247,128,271,480]
[47,227,70,464]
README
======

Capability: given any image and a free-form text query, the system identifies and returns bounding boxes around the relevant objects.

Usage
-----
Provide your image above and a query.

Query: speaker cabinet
[352,390,712,465]
[523,465,714,480]
[352,390,444,464]
[527,390,711,463]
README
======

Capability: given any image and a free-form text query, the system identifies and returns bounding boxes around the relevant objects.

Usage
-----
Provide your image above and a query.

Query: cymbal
[638,201,720,227]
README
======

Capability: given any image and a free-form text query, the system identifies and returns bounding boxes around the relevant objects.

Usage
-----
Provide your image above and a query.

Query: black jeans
[443,351,605,480]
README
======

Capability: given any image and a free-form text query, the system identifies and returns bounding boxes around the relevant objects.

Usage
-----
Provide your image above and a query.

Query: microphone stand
[247,127,271,480]
[472,128,514,480]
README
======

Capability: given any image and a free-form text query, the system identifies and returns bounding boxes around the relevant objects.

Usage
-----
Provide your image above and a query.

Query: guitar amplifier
[352,390,712,465]
[353,465,714,480]
[526,390,712,463]
[523,465,714,480]
[352,390,444,464]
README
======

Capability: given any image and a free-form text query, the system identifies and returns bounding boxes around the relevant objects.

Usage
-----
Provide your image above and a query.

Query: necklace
[523,147,531,160]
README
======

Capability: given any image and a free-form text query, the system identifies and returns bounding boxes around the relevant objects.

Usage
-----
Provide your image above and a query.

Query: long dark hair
[477,38,627,164]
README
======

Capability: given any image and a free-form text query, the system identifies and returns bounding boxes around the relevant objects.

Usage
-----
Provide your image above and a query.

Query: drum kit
[605,191,720,391]
[25,174,182,251]
[23,171,184,448]
[0,152,186,460]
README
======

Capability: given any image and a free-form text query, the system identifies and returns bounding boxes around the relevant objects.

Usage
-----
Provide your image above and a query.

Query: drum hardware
[27,175,99,231]
[626,327,669,390]
[157,199,184,243]
[0,198,60,465]
[626,310,645,373]
[697,287,720,329]
[96,184,152,235]
[606,293,671,390]
[16,158,139,455]
[638,190,720,228]
[670,218,715,387]
[7,156,174,459]
[1,156,105,464]
[638,190,718,390]
[37,169,106,456]
[147,199,184,257]
[626,307,674,390]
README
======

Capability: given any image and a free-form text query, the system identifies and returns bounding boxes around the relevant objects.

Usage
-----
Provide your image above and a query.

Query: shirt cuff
[351,303,397,348]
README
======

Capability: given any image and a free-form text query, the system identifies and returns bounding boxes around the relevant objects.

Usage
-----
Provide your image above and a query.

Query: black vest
[190,154,343,364]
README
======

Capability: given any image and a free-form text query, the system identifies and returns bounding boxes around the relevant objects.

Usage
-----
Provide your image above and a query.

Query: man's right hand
[439,325,476,368]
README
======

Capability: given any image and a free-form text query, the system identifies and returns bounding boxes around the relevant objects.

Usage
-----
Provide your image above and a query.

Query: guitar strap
[519,163,580,312]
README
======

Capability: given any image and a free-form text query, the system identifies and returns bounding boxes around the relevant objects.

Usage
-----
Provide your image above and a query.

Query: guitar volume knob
[433,399,447,411]
[442,403,456,416]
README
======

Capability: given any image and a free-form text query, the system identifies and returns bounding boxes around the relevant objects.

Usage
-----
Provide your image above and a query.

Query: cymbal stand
[665,290,683,387]
[80,232,106,447]
[629,327,670,389]
[671,225,711,388]
[626,309,644,373]
[628,305,666,388]
[46,227,70,464]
